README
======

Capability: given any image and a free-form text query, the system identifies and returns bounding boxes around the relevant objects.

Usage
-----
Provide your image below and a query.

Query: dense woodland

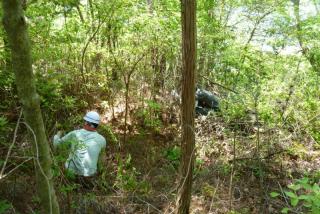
[0,0,320,213]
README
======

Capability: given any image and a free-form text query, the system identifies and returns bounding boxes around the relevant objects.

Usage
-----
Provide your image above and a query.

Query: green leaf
[288,184,301,191]
[299,177,309,184]
[291,197,299,207]
[281,207,289,214]
[301,183,312,190]
[270,192,280,198]
[303,202,312,208]
[298,195,310,200]
[285,191,297,198]
[0,200,11,213]
[312,184,320,192]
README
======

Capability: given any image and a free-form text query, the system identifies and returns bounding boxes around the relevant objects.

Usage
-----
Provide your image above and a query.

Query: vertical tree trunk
[176,0,196,213]
[123,76,130,145]
[313,0,319,14]
[88,0,94,20]
[292,0,320,74]
[2,1,60,213]
[147,0,153,13]
[76,4,85,23]
[121,55,144,145]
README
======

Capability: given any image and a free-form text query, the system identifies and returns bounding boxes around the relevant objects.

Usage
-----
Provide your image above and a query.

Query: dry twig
[0,109,23,179]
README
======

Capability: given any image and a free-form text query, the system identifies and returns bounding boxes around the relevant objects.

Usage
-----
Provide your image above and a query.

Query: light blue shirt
[53,129,106,176]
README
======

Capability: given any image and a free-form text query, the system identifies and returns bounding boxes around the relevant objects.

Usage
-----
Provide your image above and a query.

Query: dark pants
[74,175,96,190]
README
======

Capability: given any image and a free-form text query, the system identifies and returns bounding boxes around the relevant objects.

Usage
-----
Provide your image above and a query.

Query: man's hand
[56,131,63,137]
[53,131,63,148]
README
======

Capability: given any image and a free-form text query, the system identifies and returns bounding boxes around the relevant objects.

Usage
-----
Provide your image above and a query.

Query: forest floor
[1,105,320,214]
[58,109,320,214]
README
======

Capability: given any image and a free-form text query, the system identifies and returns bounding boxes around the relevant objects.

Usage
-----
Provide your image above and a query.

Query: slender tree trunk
[76,5,85,23]
[292,0,320,74]
[176,0,196,213]
[147,0,153,13]
[88,0,94,20]
[123,76,130,145]
[232,10,273,89]
[2,1,60,213]
[313,0,319,14]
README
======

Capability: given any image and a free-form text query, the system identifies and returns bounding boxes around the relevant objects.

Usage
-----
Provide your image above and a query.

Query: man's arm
[53,131,75,148]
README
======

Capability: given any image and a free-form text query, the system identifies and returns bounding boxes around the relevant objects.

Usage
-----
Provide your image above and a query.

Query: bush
[165,146,181,168]
[0,200,12,214]
[271,177,320,214]
[135,100,163,131]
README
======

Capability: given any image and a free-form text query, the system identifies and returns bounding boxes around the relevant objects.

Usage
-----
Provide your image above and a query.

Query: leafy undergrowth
[56,113,320,214]
[191,115,320,214]
[1,110,320,214]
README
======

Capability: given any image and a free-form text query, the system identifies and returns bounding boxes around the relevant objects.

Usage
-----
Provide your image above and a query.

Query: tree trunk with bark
[2,1,60,213]
[292,0,320,74]
[176,0,197,213]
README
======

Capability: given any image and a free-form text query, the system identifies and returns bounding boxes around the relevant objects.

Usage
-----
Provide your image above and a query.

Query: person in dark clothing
[195,87,220,115]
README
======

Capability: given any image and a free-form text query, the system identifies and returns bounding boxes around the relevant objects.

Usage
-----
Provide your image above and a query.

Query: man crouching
[53,111,106,189]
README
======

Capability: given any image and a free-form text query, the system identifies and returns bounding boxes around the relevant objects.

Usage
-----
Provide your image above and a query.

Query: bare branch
[200,74,238,93]
[0,108,22,177]
[22,122,53,214]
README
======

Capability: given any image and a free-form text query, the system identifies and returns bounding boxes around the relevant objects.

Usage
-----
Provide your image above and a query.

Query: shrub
[271,177,320,214]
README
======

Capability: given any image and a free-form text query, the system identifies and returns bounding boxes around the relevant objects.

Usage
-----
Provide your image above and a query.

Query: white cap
[83,111,100,124]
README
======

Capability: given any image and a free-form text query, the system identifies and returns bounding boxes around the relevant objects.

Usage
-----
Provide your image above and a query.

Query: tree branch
[0,109,22,178]
[200,74,238,93]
